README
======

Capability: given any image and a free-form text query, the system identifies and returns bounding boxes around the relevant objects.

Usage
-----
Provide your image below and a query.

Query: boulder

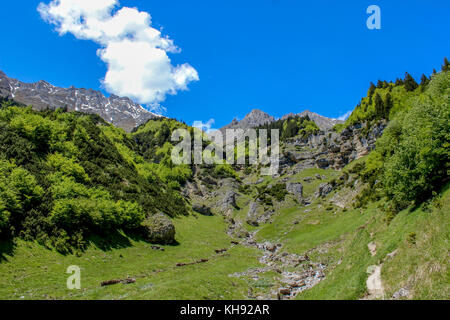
[142,212,176,244]
[192,204,213,216]
[392,288,410,299]
[315,183,333,198]
[286,182,303,201]
[315,157,329,169]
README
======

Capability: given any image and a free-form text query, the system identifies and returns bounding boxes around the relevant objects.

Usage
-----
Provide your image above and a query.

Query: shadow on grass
[87,231,180,253]
[87,231,134,252]
[0,230,180,259]
[0,240,15,263]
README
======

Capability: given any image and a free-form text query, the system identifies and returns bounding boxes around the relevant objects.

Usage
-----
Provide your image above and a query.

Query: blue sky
[0,0,449,128]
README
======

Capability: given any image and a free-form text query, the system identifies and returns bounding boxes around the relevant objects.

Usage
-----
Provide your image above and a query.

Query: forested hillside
[0,105,189,252]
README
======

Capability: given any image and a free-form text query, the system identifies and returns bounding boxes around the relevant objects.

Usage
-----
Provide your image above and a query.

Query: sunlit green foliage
[256,115,320,141]
[0,105,188,250]
[352,70,449,213]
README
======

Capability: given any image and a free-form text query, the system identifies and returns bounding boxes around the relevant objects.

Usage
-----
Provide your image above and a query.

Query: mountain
[281,110,343,131]
[220,109,343,133]
[0,70,160,132]
[219,109,275,132]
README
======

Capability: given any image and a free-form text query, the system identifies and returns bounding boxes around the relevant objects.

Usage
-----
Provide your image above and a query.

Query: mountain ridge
[220,108,344,132]
[0,70,160,132]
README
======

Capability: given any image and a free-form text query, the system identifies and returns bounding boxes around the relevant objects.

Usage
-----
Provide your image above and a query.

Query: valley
[0,62,448,300]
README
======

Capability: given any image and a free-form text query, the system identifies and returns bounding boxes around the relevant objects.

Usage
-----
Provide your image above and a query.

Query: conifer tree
[420,74,430,91]
[376,80,384,88]
[404,72,418,92]
[384,92,393,117]
[395,78,404,86]
[368,82,376,104]
[442,57,450,72]
[374,93,384,118]
[368,82,376,97]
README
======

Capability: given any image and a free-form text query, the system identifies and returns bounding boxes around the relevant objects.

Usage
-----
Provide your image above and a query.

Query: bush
[382,72,449,210]
[0,104,188,249]
[214,164,239,179]
[0,160,43,235]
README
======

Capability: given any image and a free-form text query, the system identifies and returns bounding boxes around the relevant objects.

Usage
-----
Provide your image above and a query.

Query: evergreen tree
[420,74,430,91]
[376,80,384,88]
[395,78,404,86]
[420,74,429,86]
[368,82,376,104]
[374,93,384,118]
[404,72,418,92]
[384,92,393,117]
[442,57,450,72]
[368,82,376,97]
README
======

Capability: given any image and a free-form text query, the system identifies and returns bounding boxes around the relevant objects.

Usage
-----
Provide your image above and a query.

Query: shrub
[214,164,239,179]
[382,72,449,210]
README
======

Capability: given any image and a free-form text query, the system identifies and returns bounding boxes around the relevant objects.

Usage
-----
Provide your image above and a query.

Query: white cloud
[337,110,353,121]
[193,119,216,134]
[38,0,199,111]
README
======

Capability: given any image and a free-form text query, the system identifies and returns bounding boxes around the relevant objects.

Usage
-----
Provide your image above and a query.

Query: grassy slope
[0,214,261,300]
[244,163,449,300]
[295,187,449,300]
[1,161,447,300]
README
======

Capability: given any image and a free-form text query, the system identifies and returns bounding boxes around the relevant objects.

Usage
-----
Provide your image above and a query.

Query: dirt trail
[364,242,385,299]
[366,265,384,299]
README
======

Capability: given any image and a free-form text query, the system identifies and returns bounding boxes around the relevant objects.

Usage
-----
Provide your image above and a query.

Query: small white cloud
[38,0,199,112]
[337,110,353,121]
[193,119,216,134]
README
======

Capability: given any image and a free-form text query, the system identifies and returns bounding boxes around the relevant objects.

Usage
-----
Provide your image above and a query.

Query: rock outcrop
[221,190,238,213]
[281,121,387,173]
[286,182,304,201]
[315,183,334,198]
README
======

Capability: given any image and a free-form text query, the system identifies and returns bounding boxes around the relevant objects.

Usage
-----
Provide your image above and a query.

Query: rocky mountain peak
[220,109,275,132]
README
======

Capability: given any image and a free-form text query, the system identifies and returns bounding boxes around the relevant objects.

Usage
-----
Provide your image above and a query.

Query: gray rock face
[280,121,387,173]
[286,182,303,201]
[246,201,260,227]
[315,183,333,198]
[221,190,238,213]
[0,70,160,132]
[141,212,176,244]
[246,201,274,226]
